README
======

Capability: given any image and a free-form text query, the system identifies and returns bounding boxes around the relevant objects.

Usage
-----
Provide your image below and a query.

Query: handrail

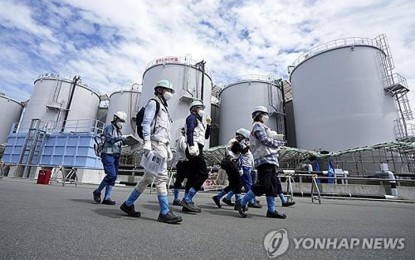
[278,171,415,183]
[291,37,380,68]
[232,74,277,83]
[11,119,105,134]
[144,55,212,76]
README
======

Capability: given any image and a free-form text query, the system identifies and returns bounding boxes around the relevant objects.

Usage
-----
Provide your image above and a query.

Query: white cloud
[0,0,414,112]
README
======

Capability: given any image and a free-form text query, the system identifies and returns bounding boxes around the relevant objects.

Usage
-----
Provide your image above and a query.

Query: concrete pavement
[0,178,414,259]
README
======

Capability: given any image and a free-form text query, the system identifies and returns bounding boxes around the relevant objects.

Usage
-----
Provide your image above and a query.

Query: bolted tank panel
[0,94,23,144]
[290,38,399,152]
[106,90,140,135]
[20,74,100,133]
[219,77,285,145]
[141,57,212,147]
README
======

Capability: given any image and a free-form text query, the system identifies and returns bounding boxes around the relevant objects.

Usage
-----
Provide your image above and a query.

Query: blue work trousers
[101,153,120,186]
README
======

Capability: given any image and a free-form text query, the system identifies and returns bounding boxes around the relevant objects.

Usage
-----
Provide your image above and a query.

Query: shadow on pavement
[69,198,97,204]
[92,207,157,222]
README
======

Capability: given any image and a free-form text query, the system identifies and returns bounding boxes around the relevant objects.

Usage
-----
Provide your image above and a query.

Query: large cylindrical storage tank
[20,74,100,133]
[290,37,399,151]
[219,76,285,145]
[0,93,23,144]
[141,56,212,148]
[106,90,140,135]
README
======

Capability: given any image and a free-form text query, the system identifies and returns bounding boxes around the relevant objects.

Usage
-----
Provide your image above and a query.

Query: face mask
[198,109,205,117]
[163,91,173,101]
[262,115,269,123]
[116,122,123,129]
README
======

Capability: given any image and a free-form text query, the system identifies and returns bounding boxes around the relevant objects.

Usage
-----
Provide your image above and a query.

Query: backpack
[136,98,161,139]
[94,134,105,157]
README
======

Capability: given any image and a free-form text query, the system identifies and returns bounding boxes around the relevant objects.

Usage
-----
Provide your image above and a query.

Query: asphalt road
[0,178,414,260]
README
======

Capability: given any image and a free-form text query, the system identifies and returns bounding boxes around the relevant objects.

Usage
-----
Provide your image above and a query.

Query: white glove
[239,169,244,176]
[274,134,284,141]
[142,140,152,153]
[188,145,199,156]
[270,131,284,141]
[206,116,212,125]
[167,146,173,161]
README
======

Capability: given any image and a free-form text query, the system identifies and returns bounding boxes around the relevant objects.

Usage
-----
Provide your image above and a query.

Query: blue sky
[0,0,414,108]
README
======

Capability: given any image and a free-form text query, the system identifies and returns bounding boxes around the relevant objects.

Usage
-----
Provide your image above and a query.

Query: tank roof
[290,36,385,70]
[109,89,140,98]
[144,55,212,78]
[0,93,23,106]
[34,74,100,98]
[220,74,282,96]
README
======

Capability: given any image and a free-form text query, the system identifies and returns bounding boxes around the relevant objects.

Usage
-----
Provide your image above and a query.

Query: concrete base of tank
[5,165,106,184]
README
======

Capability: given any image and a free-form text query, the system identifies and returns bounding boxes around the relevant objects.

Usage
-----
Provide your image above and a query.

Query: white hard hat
[190,99,205,110]
[253,106,268,114]
[236,128,250,139]
[252,106,269,118]
[114,111,127,122]
[154,79,175,93]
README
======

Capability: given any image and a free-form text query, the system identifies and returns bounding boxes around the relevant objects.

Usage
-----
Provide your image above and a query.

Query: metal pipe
[280,80,288,139]
[61,75,81,132]
[200,61,205,100]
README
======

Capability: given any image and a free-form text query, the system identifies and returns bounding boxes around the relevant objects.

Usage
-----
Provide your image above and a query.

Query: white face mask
[198,109,205,117]
[262,115,269,123]
[163,91,173,101]
[116,122,123,129]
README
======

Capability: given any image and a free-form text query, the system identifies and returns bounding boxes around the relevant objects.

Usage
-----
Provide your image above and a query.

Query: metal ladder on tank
[18,119,47,178]
[376,34,414,141]
[375,34,395,88]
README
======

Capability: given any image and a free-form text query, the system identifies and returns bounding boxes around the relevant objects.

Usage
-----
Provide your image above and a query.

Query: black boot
[222,198,234,206]
[102,198,116,205]
[120,202,141,217]
[236,200,247,218]
[92,190,101,203]
[212,196,221,208]
[282,201,296,207]
[266,211,287,219]
[172,199,181,206]
[158,211,183,224]
[180,200,201,213]
[248,201,262,208]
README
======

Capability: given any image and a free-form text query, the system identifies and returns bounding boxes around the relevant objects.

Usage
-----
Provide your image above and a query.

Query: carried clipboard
[123,134,140,146]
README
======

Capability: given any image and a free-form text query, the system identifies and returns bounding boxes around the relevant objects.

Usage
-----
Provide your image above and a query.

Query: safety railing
[144,55,212,76]
[394,121,415,141]
[391,73,409,89]
[279,170,415,204]
[232,74,277,84]
[10,121,48,134]
[291,37,380,68]
[11,119,105,135]
[58,119,105,134]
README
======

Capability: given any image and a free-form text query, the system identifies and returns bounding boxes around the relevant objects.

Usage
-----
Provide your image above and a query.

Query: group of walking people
[92,79,294,224]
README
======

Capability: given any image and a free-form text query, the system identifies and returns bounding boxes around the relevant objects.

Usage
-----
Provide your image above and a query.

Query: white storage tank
[19,74,100,133]
[0,93,23,144]
[141,56,212,147]
[219,75,285,145]
[290,36,399,151]
[106,89,141,135]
